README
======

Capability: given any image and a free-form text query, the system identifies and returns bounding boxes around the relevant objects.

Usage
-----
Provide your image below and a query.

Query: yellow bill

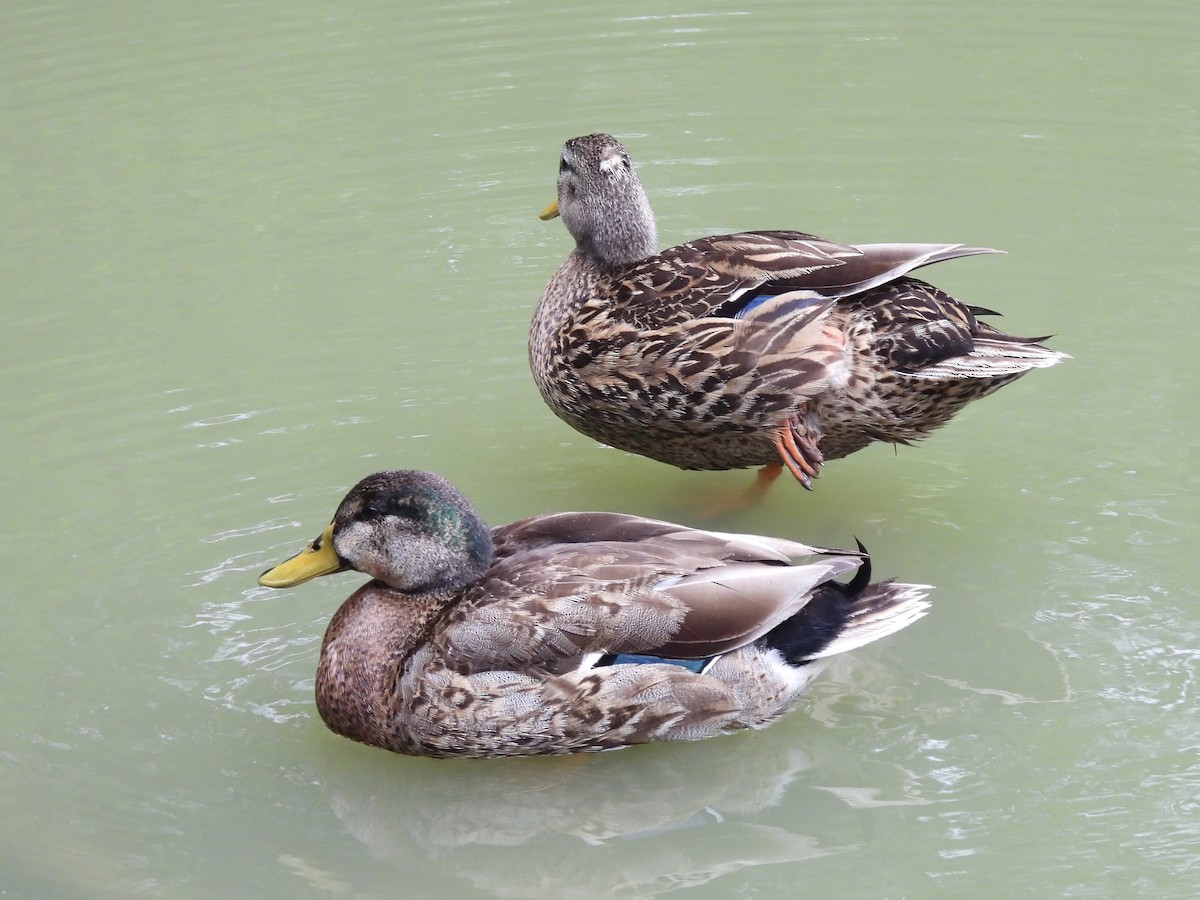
[538,199,560,220]
[259,524,344,588]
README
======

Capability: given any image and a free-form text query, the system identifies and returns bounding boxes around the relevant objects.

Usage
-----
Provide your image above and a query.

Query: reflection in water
[314,737,848,897]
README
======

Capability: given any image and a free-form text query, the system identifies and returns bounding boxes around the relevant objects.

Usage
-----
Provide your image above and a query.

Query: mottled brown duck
[258,470,930,758]
[532,133,1066,492]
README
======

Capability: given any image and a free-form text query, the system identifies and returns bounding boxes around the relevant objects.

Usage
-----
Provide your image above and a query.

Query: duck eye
[361,502,388,521]
[558,157,570,173]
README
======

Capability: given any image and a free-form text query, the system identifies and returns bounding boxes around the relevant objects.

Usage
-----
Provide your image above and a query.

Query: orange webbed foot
[772,416,824,490]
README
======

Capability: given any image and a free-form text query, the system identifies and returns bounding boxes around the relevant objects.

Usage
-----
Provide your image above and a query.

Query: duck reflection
[313,731,852,896]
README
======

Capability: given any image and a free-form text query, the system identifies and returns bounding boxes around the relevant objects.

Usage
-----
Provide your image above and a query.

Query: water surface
[2,1,1197,896]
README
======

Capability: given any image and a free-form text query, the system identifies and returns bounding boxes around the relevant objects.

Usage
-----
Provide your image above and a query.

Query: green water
[2,1,1197,896]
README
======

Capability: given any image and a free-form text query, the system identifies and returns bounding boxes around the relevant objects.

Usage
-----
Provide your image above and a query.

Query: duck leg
[699,465,782,516]
[772,412,824,490]
[701,414,824,515]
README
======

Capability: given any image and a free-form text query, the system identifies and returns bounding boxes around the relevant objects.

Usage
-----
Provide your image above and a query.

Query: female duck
[259,470,930,758]
[532,133,1065,491]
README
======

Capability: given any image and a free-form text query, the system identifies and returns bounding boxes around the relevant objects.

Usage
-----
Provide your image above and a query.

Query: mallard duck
[532,133,1066,491]
[258,469,930,758]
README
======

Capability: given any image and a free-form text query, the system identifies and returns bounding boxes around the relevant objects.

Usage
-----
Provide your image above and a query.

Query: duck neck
[579,193,658,271]
[313,582,450,752]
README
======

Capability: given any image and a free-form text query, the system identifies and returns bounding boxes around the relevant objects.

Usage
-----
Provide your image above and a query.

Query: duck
[258,469,931,758]
[531,133,1066,493]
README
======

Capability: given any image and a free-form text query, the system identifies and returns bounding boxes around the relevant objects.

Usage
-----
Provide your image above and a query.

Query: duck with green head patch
[259,470,931,758]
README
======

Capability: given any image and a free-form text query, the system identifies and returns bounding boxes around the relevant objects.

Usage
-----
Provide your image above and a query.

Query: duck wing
[434,515,861,671]
[614,232,1001,327]
[492,511,828,561]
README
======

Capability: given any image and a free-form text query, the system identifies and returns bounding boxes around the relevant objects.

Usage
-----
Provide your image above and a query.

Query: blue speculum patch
[607,653,708,673]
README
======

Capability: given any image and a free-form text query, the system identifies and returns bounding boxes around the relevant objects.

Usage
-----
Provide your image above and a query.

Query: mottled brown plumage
[259,470,931,758]
[532,133,1066,489]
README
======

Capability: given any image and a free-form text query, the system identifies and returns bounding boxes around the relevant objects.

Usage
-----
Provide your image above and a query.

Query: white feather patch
[806,583,933,660]
[599,149,625,174]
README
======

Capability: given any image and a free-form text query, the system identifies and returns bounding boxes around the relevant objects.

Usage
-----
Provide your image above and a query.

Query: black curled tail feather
[761,542,874,667]
[761,542,931,666]
[846,538,871,593]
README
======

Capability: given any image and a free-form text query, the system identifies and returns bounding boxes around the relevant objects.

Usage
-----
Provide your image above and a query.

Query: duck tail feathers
[805,581,932,661]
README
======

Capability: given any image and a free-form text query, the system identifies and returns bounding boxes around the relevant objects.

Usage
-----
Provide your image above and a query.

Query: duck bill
[538,199,560,220]
[258,524,344,588]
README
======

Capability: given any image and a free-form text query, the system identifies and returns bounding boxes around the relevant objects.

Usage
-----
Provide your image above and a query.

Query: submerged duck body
[532,133,1066,488]
[259,470,930,758]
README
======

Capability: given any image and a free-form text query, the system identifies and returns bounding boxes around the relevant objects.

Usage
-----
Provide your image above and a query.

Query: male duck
[532,133,1066,491]
[259,470,930,758]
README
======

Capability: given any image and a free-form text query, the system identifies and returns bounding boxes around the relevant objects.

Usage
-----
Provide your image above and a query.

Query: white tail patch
[906,344,1069,379]
[806,583,933,660]
[765,646,831,694]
